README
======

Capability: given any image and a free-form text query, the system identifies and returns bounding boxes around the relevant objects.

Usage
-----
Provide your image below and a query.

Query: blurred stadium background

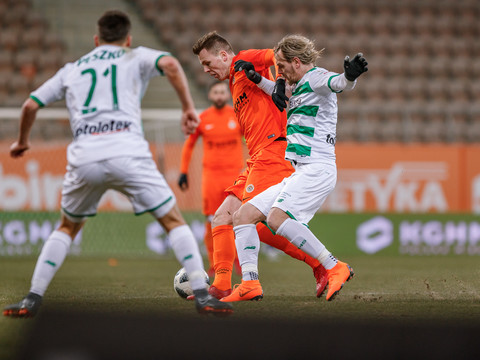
[1,1,480,358]
[1,0,479,258]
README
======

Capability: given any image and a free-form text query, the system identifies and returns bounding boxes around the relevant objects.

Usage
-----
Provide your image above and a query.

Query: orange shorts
[225,140,294,203]
[202,167,242,216]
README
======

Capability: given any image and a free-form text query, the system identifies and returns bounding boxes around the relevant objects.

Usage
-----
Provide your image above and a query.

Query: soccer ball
[173,267,210,299]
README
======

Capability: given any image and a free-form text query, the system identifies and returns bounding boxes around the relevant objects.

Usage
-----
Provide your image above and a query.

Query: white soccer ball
[173,267,210,299]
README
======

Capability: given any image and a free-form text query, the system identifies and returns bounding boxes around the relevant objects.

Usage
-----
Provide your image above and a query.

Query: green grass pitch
[1,254,480,359]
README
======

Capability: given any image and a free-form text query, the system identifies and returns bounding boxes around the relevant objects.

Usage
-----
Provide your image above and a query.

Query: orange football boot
[220,280,263,302]
[325,261,355,301]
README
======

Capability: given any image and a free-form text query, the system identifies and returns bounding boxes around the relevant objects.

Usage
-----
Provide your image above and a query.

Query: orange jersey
[180,105,244,173]
[229,49,287,158]
[225,140,294,202]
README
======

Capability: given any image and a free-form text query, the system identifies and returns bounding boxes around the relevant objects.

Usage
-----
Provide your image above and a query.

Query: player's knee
[211,212,233,227]
[266,218,280,233]
[156,205,186,233]
[233,203,264,227]
[266,210,286,233]
[232,207,249,226]
[231,209,243,227]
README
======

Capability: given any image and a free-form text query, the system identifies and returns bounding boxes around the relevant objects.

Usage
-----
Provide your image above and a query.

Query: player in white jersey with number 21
[4,10,232,317]
[225,34,368,302]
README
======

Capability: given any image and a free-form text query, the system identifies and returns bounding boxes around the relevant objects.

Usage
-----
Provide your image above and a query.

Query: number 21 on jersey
[81,64,119,114]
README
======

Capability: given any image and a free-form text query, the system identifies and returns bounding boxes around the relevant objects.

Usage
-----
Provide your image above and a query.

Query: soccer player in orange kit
[192,31,327,300]
[178,81,245,275]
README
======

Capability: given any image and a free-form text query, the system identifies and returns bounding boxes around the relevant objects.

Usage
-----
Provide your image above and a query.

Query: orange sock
[204,221,214,271]
[212,224,236,290]
[256,222,320,269]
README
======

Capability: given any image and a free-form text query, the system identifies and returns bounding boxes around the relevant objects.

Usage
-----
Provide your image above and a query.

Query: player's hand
[233,60,261,84]
[272,78,289,112]
[10,141,30,158]
[181,108,199,136]
[178,173,188,190]
[343,53,368,81]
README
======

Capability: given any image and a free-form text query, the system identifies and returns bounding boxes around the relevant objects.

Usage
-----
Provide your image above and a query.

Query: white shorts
[61,157,176,221]
[249,162,337,224]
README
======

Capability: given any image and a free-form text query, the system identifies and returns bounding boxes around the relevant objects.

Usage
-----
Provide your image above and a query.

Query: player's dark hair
[192,31,234,55]
[97,10,131,43]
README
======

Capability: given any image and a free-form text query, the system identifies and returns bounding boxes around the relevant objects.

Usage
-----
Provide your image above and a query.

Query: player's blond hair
[192,31,234,55]
[274,35,324,65]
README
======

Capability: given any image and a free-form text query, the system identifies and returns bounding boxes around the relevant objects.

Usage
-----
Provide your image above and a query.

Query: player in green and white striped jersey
[225,35,367,302]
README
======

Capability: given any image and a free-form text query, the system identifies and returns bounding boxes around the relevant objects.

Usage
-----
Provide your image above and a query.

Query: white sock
[317,249,338,270]
[233,224,260,281]
[276,218,337,270]
[169,224,206,290]
[30,230,71,296]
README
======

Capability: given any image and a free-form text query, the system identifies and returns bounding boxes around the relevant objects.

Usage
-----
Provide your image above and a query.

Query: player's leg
[220,203,265,302]
[255,223,327,297]
[209,194,242,298]
[154,204,232,315]
[202,168,235,278]
[203,219,214,276]
[3,161,106,318]
[113,157,232,315]
[156,204,207,292]
[267,163,354,301]
[244,142,328,294]
[3,214,84,318]
[269,208,353,301]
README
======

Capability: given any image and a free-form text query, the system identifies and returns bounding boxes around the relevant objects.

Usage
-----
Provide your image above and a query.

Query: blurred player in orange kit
[178,81,245,275]
[192,31,327,300]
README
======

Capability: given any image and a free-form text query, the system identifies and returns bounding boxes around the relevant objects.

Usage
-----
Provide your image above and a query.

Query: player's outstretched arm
[10,98,39,158]
[343,53,368,81]
[158,55,199,135]
[233,60,261,84]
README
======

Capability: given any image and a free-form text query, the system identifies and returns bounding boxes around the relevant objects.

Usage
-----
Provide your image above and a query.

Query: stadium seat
[380,112,405,142]
[466,113,480,143]
[422,113,447,143]
[445,113,469,143]
[43,33,65,52]
[337,112,359,142]
[7,74,30,95]
[20,29,45,51]
[357,114,381,142]
[0,29,20,52]
[403,112,425,143]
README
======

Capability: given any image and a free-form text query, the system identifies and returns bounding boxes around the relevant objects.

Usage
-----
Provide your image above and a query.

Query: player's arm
[329,53,368,92]
[158,55,199,136]
[11,65,67,158]
[10,98,40,158]
[254,76,290,112]
[234,59,290,112]
[178,130,200,191]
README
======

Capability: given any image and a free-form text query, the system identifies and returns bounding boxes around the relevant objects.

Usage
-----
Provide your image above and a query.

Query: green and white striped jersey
[30,45,170,167]
[286,67,355,165]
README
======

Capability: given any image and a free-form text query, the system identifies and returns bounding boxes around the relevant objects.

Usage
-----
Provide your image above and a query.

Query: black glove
[234,60,261,84]
[343,53,368,81]
[272,78,289,112]
[178,173,188,190]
